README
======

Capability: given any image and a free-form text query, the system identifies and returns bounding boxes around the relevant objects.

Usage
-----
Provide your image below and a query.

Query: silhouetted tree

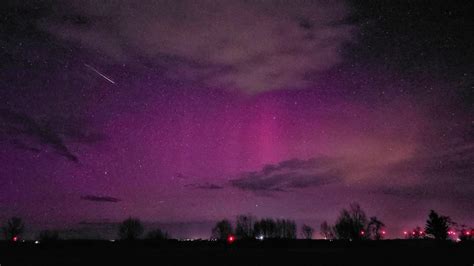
[320,221,335,239]
[118,217,144,241]
[367,216,385,240]
[253,218,296,239]
[301,224,314,239]
[254,218,276,239]
[212,219,233,240]
[38,230,60,242]
[2,217,24,241]
[235,215,255,239]
[146,228,169,240]
[425,210,450,240]
[333,203,369,240]
[275,219,297,239]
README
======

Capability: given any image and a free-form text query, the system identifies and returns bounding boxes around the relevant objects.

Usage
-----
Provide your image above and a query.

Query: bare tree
[118,217,144,241]
[425,210,451,240]
[333,203,369,240]
[235,215,255,239]
[2,217,25,241]
[368,216,385,240]
[301,224,314,239]
[253,218,276,239]
[211,219,233,240]
[275,219,297,239]
[320,221,334,239]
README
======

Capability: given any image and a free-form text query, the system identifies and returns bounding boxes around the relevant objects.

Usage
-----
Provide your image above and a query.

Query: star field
[0,0,472,239]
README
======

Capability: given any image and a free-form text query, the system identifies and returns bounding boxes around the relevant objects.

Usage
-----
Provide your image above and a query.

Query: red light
[419,231,423,234]
[227,235,235,244]
[382,230,386,235]
[12,236,18,242]
[403,231,408,235]
[360,230,365,235]
[412,232,416,235]
[466,231,471,235]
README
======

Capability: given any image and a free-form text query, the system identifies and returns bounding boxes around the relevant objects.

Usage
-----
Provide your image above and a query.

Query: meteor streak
[84,63,116,84]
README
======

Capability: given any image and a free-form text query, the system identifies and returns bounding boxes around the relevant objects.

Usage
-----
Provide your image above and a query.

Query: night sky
[0,0,472,239]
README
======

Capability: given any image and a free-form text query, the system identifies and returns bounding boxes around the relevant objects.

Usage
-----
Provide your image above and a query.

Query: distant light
[412,232,416,235]
[419,231,423,234]
[109,239,115,242]
[35,241,40,244]
[257,235,264,240]
[466,231,471,235]
[12,236,18,242]
[360,231,365,235]
[227,235,235,244]
[382,230,386,235]
[403,231,408,235]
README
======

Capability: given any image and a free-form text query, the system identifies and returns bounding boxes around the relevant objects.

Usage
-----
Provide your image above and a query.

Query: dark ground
[0,240,473,266]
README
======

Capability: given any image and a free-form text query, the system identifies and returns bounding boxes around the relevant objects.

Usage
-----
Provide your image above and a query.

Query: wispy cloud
[0,108,79,162]
[377,142,474,200]
[185,182,224,190]
[41,0,355,93]
[80,195,121,203]
[0,108,106,162]
[230,157,343,192]
[230,141,474,201]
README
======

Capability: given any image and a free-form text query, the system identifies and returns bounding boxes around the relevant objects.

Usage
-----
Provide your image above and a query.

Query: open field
[1,240,472,266]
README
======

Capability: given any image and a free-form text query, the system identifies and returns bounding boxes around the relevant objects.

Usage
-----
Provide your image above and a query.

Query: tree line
[1,203,472,242]
[212,215,302,240]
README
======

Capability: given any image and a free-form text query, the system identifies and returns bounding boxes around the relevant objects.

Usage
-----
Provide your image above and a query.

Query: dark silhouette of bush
[367,216,385,240]
[146,228,169,241]
[118,217,144,241]
[425,210,450,240]
[235,215,255,239]
[320,221,335,239]
[333,203,369,240]
[211,219,233,240]
[301,224,314,239]
[2,217,25,241]
[38,230,60,242]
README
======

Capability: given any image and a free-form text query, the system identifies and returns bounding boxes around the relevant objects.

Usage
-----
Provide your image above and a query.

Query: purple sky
[0,0,472,239]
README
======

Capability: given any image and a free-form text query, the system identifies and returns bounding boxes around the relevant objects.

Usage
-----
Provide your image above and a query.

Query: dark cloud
[378,142,474,201]
[185,183,224,190]
[0,108,78,162]
[80,195,121,203]
[78,219,115,226]
[39,0,354,93]
[230,157,343,192]
[231,142,474,200]
[0,108,106,162]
